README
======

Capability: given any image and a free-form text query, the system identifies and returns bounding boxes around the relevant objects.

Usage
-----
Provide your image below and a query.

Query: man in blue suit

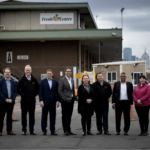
[39,69,59,135]
[0,67,17,136]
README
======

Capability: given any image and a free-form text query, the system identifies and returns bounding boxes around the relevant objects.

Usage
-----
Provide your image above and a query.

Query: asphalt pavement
[0,102,150,150]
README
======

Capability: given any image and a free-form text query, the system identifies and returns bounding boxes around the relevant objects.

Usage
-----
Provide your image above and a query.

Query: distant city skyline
[123,47,150,69]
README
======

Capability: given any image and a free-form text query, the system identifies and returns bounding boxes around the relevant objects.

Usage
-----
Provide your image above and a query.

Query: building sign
[60,71,63,76]
[41,74,47,80]
[40,13,74,24]
[6,52,13,63]
[17,55,29,60]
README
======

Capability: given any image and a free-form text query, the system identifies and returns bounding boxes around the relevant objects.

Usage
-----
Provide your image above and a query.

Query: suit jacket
[112,81,133,106]
[58,76,76,102]
[39,78,59,104]
[77,84,95,115]
[0,78,17,105]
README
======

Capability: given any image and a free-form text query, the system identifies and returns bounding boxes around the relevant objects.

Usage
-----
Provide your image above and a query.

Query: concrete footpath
[0,102,150,150]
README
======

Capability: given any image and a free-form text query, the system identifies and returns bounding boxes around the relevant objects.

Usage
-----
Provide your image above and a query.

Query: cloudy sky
[1,0,150,58]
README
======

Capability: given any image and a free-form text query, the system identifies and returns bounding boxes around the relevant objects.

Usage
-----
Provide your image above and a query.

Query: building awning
[0,29,122,62]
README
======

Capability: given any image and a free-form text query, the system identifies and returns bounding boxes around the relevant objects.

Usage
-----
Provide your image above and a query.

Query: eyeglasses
[66,71,72,73]
[5,72,10,73]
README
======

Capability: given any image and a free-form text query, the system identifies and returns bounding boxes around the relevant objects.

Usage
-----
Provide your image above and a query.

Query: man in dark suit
[0,68,17,136]
[92,72,112,135]
[58,67,77,136]
[17,65,39,135]
[39,69,59,135]
[112,72,133,135]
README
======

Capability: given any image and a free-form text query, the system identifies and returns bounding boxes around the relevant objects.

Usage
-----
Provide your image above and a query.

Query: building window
[107,72,117,83]
[131,72,144,87]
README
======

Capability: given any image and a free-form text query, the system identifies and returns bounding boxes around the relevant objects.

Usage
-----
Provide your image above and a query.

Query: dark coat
[17,74,39,103]
[112,81,133,106]
[0,78,17,105]
[77,84,95,115]
[39,78,60,104]
[92,80,112,108]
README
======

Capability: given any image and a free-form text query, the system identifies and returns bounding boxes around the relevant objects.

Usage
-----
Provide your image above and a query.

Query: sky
[0,0,150,58]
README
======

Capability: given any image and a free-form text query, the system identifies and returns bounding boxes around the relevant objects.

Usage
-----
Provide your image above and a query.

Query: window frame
[106,71,117,83]
[131,72,144,87]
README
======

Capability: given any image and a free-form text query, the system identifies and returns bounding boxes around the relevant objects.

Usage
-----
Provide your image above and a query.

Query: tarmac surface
[0,102,150,150]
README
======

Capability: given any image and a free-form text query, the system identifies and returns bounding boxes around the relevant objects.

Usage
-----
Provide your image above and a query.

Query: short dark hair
[46,69,53,73]
[65,66,72,72]
[120,72,126,77]
[3,67,11,73]
[96,72,103,78]
[139,75,146,80]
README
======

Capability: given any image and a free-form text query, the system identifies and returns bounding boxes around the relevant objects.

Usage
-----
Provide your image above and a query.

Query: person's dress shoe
[116,132,120,135]
[124,132,128,136]
[0,132,2,136]
[104,132,111,135]
[68,131,76,135]
[51,132,58,135]
[22,131,26,135]
[64,132,70,136]
[30,131,36,135]
[87,131,93,135]
[138,131,145,136]
[142,132,148,136]
[43,132,47,135]
[7,131,16,135]
[82,131,86,136]
[96,131,102,135]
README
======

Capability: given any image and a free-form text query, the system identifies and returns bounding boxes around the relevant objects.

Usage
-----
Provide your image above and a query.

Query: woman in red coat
[132,75,150,136]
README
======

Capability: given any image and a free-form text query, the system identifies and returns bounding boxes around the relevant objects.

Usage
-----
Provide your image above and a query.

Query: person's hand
[112,104,115,109]
[86,99,92,104]
[6,99,9,103]
[40,102,44,108]
[8,99,12,103]
[137,100,142,104]
[56,102,59,108]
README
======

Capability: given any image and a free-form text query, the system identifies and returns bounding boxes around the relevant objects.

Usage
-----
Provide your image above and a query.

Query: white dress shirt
[26,75,31,80]
[65,76,72,90]
[120,82,128,100]
[65,75,73,97]
[47,78,52,89]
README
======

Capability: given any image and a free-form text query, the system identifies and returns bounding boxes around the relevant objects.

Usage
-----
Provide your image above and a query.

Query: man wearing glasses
[58,67,77,136]
[0,68,17,136]
[112,72,133,136]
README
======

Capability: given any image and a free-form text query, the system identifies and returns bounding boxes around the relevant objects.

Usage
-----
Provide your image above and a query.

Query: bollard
[130,105,135,121]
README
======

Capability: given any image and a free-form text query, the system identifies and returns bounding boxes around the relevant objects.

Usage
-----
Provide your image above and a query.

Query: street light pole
[99,42,103,63]
[121,8,125,61]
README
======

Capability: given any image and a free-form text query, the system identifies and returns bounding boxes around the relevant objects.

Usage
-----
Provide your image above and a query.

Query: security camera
[112,32,116,36]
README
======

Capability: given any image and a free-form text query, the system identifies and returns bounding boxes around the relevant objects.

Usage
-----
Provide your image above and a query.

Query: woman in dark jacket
[77,74,94,136]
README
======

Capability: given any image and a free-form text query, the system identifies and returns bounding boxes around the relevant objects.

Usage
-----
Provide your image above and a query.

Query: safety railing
[0,62,24,82]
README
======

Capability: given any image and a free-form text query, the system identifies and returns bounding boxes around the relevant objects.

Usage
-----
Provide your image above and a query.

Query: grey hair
[120,72,126,77]
[25,65,32,70]
[46,69,53,73]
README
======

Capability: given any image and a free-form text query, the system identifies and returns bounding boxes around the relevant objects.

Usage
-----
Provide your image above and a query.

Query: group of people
[0,65,150,137]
